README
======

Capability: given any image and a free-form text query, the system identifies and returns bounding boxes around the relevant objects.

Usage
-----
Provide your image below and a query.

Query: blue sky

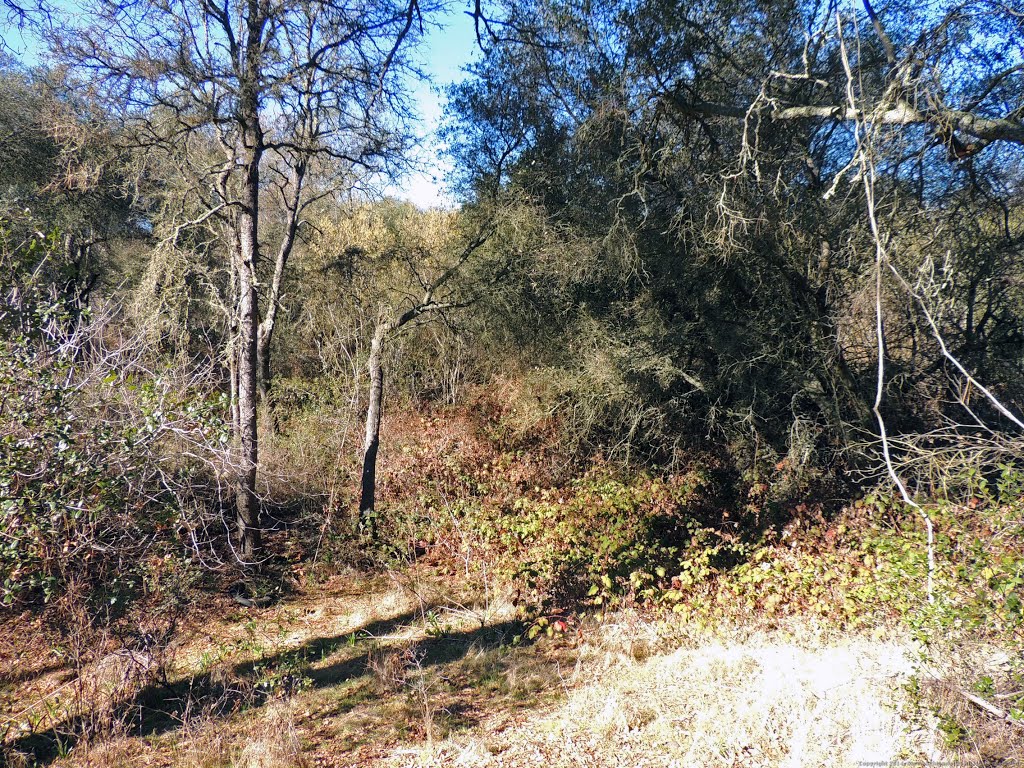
[2,3,480,209]
[394,5,481,208]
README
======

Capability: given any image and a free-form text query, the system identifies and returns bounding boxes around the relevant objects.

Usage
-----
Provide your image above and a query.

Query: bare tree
[47,0,437,560]
[358,224,489,529]
[821,1,1022,601]
[1,1,30,52]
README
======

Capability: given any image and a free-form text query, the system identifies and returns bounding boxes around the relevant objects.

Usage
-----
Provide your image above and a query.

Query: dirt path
[3,573,944,768]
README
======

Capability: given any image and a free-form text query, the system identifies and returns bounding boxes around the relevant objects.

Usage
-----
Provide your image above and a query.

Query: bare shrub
[368,642,418,694]
[74,646,157,737]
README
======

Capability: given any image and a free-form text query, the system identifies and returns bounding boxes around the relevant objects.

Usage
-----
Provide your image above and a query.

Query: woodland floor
[5,562,1017,768]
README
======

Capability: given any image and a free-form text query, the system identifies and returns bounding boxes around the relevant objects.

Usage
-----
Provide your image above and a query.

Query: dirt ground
[12,563,1015,768]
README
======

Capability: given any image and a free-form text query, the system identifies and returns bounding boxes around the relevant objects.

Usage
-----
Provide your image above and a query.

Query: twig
[995,690,1024,701]
[958,688,1024,729]
[835,4,935,602]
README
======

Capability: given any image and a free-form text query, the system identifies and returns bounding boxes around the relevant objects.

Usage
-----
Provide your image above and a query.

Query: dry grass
[236,703,309,768]
[6,566,1020,768]
[915,642,1024,765]
[160,701,309,768]
[383,618,937,768]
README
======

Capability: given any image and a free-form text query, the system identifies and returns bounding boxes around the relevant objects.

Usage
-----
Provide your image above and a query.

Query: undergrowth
[272,380,1024,653]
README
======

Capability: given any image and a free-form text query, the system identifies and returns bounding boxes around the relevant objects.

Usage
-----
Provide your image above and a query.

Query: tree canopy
[1,0,1022,609]
[445,0,1024,478]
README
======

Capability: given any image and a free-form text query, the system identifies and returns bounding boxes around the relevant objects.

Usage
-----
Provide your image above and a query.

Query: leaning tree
[46,0,439,560]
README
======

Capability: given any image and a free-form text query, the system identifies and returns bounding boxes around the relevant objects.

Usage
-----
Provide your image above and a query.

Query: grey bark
[46,0,430,565]
[354,229,490,532]
[359,321,389,527]
[663,97,1024,148]
[235,174,262,560]
[256,161,306,403]
[233,8,267,562]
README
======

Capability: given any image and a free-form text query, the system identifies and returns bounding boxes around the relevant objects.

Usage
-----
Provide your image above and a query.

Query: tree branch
[663,95,1024,147]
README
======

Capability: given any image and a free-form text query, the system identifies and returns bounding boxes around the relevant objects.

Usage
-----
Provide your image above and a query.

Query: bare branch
[662,95,1024,148]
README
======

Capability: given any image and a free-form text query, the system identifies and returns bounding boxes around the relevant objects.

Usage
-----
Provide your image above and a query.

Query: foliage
[456,465,731,611]
[0,216,225,614]
[650,475,1024,645]
[0,60,135,240]
[1,13,1023,765]
[277,199,514,403]
[447,0,1024,480]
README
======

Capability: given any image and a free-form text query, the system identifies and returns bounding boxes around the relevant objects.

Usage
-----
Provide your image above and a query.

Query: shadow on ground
[6,604,527,765]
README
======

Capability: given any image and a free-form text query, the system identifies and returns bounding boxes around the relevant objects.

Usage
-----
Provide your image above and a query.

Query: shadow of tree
[0,661,68,688]
[7,604,526,764]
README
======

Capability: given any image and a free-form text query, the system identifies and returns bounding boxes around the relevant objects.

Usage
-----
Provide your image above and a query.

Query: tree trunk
[228,344,240,439]
[359,323,388,532]
[232,7,268,562]
[256,340,280,435]
[234,146,263,562]
[257,339,272,401]
[256,160,305,406]
[352,279,480,533]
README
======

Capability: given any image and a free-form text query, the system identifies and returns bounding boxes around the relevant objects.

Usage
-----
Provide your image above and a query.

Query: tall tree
[48,0,436,559]
[450,0,1024,476]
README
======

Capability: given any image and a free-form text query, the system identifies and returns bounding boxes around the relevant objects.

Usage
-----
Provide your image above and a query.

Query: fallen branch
[958,688,1024,730]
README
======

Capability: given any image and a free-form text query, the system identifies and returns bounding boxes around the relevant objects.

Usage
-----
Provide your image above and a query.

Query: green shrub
[463,466,731,611]
[0,218,225,615]
[657,488,1024,637]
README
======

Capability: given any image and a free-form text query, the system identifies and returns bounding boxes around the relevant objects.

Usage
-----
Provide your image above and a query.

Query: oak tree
[48,0,437,559]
